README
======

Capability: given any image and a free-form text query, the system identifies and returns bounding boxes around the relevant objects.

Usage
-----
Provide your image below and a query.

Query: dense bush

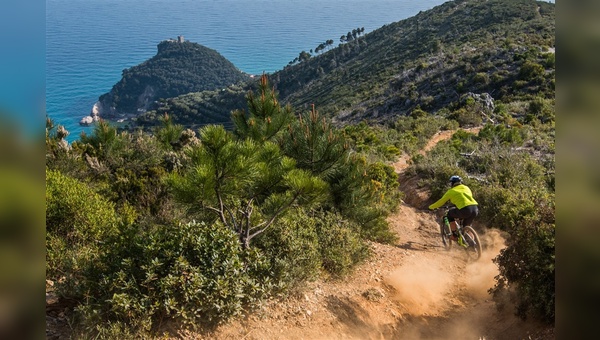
[73,221,273,333]
[45,169,119,262]
[491,216,555,323]
[46,169,124,300]
[343,122,400,161]
[527,96,555,123]
[89,135,170,221]
[518,60,545,80]
[45,118,89,178]
[313,210,371,276]
[253,209,322,290]
[255,203,371,281]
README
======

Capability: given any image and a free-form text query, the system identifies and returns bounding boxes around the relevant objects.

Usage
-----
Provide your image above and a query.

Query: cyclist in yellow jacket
[429,175,479,239]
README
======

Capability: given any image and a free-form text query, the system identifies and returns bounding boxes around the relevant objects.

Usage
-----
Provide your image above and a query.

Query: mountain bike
[434,206,482,260]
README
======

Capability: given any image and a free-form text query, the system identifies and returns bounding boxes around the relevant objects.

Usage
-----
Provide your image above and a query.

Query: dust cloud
[464,228,507,299]
[383,229,510,340]
[384,229,508,317]
[384,257,454,316]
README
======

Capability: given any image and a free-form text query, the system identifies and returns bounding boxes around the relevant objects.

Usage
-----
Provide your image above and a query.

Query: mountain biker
[428,175,479,240]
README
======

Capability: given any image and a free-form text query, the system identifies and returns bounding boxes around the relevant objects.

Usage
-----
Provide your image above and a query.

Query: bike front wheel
[440,223,452,250]
[462,226,482,260]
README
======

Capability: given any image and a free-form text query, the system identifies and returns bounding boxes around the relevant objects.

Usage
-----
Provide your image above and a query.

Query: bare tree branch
[247,192,301,242]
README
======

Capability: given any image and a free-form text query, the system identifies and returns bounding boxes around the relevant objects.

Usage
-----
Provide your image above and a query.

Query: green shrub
[518,61,545,80]
[542,52,555,69]
[527,97,554,123]
[512,80,528,89]
[366,161,402,213]
[473,72,490,85]
[253,209,322,290]
[491,72,505,84]
[46,169,119,240]
[456,80,466,93]
[313,211,371,276]
[491,218,555,323]
[449,108,482,127]
[46,169,120,283]
[410,107,428,119]
[478,124,525,146]
[75,126,174,222]
[75,221,272,332]
[376,144,401,160]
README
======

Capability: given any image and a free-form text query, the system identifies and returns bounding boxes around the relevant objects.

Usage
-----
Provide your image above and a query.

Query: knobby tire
[440,222,452,250]
[462,226,482,260]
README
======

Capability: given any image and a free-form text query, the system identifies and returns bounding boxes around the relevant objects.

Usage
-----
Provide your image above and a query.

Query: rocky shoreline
[81,100,140,125]
[79,101,101,126]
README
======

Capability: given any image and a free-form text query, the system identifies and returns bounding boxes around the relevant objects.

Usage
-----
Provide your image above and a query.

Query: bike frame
[436,205,482,260]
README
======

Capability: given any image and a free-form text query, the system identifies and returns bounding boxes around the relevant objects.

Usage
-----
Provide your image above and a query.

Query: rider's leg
[446,209,460,240]
[447,208,460,232]
[460,205,479,227]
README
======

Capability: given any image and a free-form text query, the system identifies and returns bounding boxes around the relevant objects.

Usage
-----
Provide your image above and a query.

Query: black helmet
[449,175,462,184]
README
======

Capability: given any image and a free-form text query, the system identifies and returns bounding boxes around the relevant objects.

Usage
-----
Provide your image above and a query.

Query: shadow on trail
[325,295,370,331]
[396,241,444,252]
[324,295,396,339]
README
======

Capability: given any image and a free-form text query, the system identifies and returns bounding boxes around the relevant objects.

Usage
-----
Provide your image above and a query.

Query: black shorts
[447,205,479,226]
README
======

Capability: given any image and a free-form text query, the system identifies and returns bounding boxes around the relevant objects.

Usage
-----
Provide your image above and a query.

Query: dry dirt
[47,128,555,339]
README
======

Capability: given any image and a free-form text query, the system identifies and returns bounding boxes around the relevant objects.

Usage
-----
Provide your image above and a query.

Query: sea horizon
[47,0,455,142]
[48,0,552,142]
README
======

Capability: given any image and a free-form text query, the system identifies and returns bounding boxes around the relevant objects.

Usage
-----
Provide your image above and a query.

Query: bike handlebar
[429,204,458,219]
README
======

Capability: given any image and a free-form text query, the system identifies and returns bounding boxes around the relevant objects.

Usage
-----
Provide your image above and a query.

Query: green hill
[97,39,251,119]
[126,0,554,131]
[273,0,554,124]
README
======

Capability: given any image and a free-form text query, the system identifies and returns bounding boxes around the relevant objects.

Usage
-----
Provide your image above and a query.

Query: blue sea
[47,0,450,142]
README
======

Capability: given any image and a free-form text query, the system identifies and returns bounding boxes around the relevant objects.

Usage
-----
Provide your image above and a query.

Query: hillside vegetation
[274,0,554,124]
[46,0,554,338]
[126,0,553,131]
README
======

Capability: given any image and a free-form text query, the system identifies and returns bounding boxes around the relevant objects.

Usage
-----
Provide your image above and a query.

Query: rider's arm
[429,189,452,210]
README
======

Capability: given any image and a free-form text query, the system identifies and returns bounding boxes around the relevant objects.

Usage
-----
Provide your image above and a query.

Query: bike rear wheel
[440,223,452,250]
[462,226,482,260]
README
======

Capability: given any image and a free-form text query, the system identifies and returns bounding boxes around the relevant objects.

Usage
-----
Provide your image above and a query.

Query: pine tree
[168,124,327,248]
[281,105,397,242]
[154,113,184,150]
[231,74,293,143]
[281,104,348,180]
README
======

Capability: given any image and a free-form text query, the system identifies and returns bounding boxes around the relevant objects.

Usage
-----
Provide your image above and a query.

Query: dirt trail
[190,127,553,340]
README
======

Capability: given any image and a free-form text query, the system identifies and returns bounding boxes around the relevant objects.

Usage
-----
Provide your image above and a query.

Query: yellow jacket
[429,184,478,210]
